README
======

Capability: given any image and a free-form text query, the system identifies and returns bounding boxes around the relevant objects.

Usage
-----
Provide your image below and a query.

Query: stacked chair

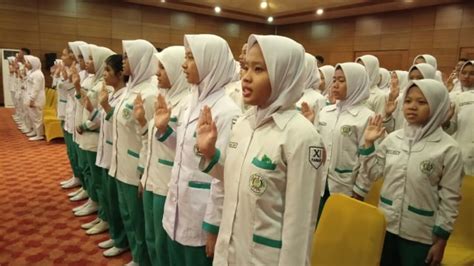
[42,88,63,142]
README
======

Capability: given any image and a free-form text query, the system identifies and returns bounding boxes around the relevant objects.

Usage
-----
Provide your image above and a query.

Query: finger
[367,116,373,126]
[205,106,213,125]
[197,108,205,127]
[211,121,217,135]
[425,250,434,264]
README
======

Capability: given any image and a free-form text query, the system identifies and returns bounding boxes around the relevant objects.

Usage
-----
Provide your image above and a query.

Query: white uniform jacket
[108,81,157,187]
[365,85,386,115]
[317,104,374,196]
[445,90,474,175]
[160,90,241,246]
[354,128,463,245]
[141,97,189,196]
[95,87,125,169]
[209,108,324,266]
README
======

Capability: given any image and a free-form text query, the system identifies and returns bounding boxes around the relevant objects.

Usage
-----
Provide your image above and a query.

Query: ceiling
[125,0,464,25]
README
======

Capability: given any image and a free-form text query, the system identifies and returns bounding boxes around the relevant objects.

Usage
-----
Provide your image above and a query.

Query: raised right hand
[154,94,171,134]
[98,82,109,108]
[384,98,398,117]
[364,114,385,147]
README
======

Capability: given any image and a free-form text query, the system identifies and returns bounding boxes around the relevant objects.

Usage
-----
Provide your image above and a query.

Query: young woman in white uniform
[23,55,45,141]
[356,55,386,115]
[354,79,463,266]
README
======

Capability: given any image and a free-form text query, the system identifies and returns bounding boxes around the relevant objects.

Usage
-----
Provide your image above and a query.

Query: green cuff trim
[158,159,174,167]
[188,181,211,189]
[408,205,434,217]
[90,110,99,121]
[127,149,139,159]
[105,107,115,121]
[142,128,148,136]
[358,145,375,156]
[335,168,353,174]
[59,99,67,103]
[75,94,81,99]
[157,125,173,142]
[253,234,282,249]
[193,131,196,138]
[67,87,75,91]
[202,221,219,234]
[296,107,301,111]
[170,116,178,123]
[125,103,134,110]
[354,183,368,194]
[202,148,221,173]
[380,196,393,206]
[137,166,144,174]
[82,122,89,130]
[105,140,113,145]
[433,226,450,240]
[252,155,276,171]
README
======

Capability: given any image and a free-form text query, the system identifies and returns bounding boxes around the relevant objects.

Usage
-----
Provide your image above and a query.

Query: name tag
[229,142,238,149]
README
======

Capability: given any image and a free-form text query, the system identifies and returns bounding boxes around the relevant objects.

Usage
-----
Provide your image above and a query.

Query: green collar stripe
[202,148,221,173]
[170,116,178,122]
[59,99,67,103]
[253,234,282,249]
[408,205,434,217]
[105,140,113,145]
[188,181,211,189]
[105,107,115,121]
[158,159,174,167]
[125,103,134,110]
[334,168,352,174]
[90,110,99,121]
[127,149,139,158]
[358,145,375,156]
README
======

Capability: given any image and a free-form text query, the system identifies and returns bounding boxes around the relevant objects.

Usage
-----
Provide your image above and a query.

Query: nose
[182,62,187,70]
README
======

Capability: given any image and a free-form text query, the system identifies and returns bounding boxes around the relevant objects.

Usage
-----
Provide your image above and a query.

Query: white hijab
[408,63,436,80]
[393,70,409,93]
[319,65,335,95]
[157,46,189,105]
[68,41,87,61]
[247,34,305,128]
[24,55,41,73]
[413,54,443,82]
[335,62,370,112]
[90,46,115,85]
[184,34,236,109]
[356,55,380,88]
[402,79,450,144]
[378,68,391,90]
[460,60,474,91]
[123,39,158,89]
[303,53,319,91]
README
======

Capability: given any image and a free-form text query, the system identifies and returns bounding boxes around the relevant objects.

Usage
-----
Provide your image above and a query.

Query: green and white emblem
[420,160,434,175]
[340,125,353,136]
[249,173,267,195]
[122,108,131,119]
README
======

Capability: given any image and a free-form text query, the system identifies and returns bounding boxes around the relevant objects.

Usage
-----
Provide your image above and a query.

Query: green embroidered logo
[122,108,131,119]
[420,160,434,175]
[249,173,267,195]
[252,154,276,170]
[340,125,353,136]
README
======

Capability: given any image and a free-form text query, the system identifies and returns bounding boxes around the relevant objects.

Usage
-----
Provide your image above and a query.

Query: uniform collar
[244,107,297,130]
[325,104,363,116]
[395,127,443,152]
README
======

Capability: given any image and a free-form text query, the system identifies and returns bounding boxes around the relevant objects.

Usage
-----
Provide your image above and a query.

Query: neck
[113,81,125,91]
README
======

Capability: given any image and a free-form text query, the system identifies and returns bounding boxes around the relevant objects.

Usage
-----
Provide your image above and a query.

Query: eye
[254,66,264,73]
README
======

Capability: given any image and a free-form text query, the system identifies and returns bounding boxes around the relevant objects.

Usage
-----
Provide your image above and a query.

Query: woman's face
[85,55,95,74]
[318,69,325,92]
[459,64,474,88]
[240,43,272,107]
[331,68,347,100]
[403,85,430,126]
[409,68,424,80]
[157,62,171,89]
[61,48,74,67]
[182,48,199,84]
[104,64,121,87]
[415,57,426,64]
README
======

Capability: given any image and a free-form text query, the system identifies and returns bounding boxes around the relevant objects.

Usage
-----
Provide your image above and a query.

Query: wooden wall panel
[278,2,474,78]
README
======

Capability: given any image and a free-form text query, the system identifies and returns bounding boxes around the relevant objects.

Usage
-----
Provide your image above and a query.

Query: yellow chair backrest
[449,175,474,249]
[45,88,55,107]
[311,194,386,266]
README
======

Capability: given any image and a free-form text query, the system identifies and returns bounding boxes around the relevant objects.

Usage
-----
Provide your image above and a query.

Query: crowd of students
[6,34,473,266]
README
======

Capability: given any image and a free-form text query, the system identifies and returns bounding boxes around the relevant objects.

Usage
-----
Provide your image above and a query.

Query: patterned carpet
[0,108,131,266]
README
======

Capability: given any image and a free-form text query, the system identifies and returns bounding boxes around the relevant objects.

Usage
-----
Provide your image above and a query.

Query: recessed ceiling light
[316,8,324,15]
[267,16,273,23]
[214,6,221,13]
[160,0,165,3]
[260,1,268,9]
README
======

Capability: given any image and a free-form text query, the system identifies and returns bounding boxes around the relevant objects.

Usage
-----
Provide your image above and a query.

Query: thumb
[425,249,434,264]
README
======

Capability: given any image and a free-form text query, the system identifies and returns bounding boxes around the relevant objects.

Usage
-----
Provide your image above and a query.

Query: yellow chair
[365,178,384,206]
[442,175,474,266]
[42,88,63,142]
[311,194,386,266]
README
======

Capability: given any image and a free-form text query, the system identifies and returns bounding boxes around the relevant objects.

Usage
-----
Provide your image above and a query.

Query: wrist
[137,117,147,127]
[364,141,374,148]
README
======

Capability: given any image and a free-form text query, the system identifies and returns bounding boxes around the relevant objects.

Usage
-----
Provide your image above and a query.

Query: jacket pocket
[251,234,281,265]
[407,205,434,217]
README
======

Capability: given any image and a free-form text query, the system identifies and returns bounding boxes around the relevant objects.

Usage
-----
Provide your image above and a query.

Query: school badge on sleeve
[249,173,267,195]
[122,108,131,119]
[309,146,325,169]
[420,160,434,175]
